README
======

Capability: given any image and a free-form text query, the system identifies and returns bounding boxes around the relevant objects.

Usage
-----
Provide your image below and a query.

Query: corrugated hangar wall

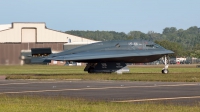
[22,28,36,42]
[0,43,64,65]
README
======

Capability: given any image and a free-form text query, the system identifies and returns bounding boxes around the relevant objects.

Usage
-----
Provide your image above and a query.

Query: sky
[0,0,200,34]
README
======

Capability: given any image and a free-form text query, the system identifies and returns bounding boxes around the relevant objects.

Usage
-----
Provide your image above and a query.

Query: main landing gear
[84,62,129,74]
[162,55,169,74]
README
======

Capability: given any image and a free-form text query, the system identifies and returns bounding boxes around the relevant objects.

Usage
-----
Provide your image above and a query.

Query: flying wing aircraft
[31,40,174,74]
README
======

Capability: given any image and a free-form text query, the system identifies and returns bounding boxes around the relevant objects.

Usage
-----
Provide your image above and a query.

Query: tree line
[65,26,200,58]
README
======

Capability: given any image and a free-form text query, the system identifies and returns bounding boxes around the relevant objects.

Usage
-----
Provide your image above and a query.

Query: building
[0,22,96,65]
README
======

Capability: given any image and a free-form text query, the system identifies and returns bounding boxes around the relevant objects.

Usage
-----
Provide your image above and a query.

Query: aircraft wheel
[162,69,169,74]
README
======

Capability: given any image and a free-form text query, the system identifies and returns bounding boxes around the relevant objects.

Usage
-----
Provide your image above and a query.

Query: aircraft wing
[49,50,173,62]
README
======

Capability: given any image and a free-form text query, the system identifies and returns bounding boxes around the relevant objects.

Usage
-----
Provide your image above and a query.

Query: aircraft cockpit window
[146,44,161,48]
[146,45,154,48]
[155,45,159,48]
[155,44,163,48]
[115,43,120,48]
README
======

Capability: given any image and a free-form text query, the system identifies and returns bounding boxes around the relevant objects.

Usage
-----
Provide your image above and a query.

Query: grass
[1,65,200,82]
[0,95,200,112]
[0,65,200,82]
[0,65,86,75]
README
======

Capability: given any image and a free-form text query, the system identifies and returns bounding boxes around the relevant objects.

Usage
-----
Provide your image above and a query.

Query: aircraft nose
[167,50,174,54]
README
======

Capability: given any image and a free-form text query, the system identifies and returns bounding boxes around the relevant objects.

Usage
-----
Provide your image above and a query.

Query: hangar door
[21,28,36,42]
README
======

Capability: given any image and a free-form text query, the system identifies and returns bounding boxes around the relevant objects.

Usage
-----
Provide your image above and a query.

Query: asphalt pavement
[0,80,200,105]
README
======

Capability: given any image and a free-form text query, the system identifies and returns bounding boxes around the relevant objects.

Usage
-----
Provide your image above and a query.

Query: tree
[162,27,177,34]
[155,40,184,57]
[127,31,145,40]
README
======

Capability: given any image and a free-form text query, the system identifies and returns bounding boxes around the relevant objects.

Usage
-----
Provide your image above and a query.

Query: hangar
[0,22,96,65]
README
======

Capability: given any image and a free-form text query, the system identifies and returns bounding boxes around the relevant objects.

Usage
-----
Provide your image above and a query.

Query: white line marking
[0,87,114,94]
[0,80,114,86]
[0,81,70,86]
[113,96,200,102]
[0,82,42,86]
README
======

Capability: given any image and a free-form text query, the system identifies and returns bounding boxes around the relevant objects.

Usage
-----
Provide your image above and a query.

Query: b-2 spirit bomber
[31,40,174,74]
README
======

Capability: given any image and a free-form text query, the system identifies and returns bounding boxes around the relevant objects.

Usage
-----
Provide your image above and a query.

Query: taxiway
[0,80,200,104]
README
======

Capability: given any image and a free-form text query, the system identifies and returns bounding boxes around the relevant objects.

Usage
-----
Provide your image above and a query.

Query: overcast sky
[0,0,200,33]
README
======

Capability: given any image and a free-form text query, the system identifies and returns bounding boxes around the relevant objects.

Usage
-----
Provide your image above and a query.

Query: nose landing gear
[162,55,169,74]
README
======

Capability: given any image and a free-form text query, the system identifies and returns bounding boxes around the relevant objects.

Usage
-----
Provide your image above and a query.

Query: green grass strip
[0,95,199,112]
[1,65,200,82]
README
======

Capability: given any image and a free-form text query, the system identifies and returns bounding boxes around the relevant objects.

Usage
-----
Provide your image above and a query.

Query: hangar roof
[0,24,11,31]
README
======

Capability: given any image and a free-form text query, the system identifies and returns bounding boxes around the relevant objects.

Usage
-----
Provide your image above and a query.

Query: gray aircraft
[31,40,174,74]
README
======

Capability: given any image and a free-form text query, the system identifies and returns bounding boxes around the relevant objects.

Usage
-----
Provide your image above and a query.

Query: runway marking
[0,83,199,95]
[0,80,117,86]
[0,81,198,86]
[113,96,200,102]
[0,87,115,94]
[0,81,72,86]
